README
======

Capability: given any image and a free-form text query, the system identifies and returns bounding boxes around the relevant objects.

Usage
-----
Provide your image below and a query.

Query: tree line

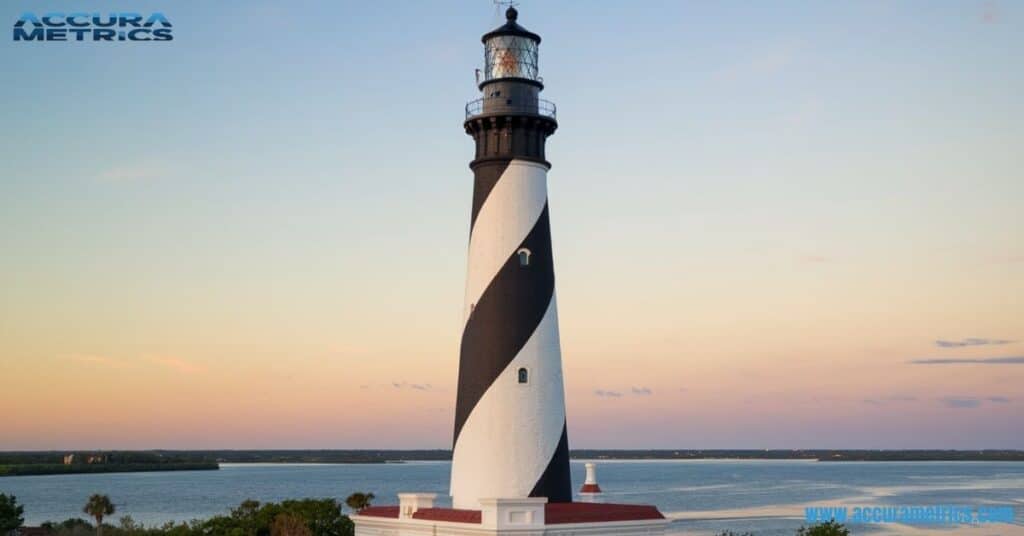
[1,492,377,536]
[2,493,850,535]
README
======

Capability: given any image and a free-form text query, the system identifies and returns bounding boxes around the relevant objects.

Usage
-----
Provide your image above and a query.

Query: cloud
[149,356,205,374]
[934,338,1013,348]
[391,381,433,391]
[909,356,1024,365]
[938,396,1012,409]
[862,395,917,406]
[64,354,120,367]
[940,396,982,409]
[593,387,653,397]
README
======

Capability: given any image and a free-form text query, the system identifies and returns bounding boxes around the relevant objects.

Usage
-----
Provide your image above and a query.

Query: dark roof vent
[481,7,541,43]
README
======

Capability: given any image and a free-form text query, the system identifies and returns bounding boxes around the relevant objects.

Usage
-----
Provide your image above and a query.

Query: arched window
[517,367,529,384]
[517,248,531,267]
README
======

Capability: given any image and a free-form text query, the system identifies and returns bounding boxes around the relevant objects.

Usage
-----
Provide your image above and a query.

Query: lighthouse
[450,5,570,510]
[353,8,668,534]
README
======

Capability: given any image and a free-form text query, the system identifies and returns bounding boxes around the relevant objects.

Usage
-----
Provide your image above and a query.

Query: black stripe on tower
[529,422,571,502]
[453,204,554,445]
[469,160,511,229]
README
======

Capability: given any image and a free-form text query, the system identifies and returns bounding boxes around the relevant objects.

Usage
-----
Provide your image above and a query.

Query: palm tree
[344,492,375,513]
[83,494,115,536]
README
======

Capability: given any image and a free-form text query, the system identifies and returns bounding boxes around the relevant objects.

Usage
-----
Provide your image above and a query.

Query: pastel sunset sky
[1,1,1021,450]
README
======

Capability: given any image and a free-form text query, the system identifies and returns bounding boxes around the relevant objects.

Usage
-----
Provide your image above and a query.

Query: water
[2,460,1022,535]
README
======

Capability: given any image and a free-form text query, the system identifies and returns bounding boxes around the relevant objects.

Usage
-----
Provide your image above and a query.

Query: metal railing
[465,97,556,120]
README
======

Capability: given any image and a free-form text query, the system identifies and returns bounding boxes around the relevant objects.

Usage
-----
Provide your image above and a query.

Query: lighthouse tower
[450,5,569,510]
[352,8,668,534]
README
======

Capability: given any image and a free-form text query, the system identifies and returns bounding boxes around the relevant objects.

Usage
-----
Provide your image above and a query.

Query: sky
[0,0,1021,450]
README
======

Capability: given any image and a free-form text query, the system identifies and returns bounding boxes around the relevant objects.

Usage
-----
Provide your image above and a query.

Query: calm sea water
[2,460,1023,535]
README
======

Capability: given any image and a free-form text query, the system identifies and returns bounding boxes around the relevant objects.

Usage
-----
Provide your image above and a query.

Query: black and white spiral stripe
[450,158,572,509]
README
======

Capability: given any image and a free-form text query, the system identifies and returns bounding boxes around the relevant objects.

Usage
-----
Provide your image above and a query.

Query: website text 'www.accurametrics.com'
[805,505,1016,525]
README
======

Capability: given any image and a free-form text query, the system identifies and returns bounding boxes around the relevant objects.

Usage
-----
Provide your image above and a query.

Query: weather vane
[493,0,519,8]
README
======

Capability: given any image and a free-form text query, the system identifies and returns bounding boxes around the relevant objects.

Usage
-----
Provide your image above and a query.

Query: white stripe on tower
[450,295,566,509]
[462,160,549,322]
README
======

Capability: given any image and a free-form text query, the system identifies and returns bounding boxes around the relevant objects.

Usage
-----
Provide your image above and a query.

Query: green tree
[42,518,94,536]
[270,513,311,536]
[116,515,145,533]
[225,499,262,535]
[0,494,25,533]
[343,493,374,513]
[192,498,352,536]
[278,499,350,536]
[797,520,851,536]
[83,494,116,536]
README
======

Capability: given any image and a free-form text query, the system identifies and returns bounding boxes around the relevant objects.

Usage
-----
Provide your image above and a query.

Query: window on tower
[518,367,529,384]
[517,248,531,266]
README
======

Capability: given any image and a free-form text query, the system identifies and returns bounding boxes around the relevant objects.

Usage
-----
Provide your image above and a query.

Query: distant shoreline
[0,462,219,477]
[2,449,1023,472]
[571,449,1024,462]
[4,450,1024,477]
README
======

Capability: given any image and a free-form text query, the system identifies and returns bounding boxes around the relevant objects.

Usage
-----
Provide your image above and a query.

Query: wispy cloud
[938,396,1012,409]
[594,389,623,398]
[863,395,918,405]
[631,386,653,396]
[391,381,433,391]
[941,396,982,409]
[934,338,1013,348]
[64,354,120,367]
[909,356,1024,365]
[149,356,205,374]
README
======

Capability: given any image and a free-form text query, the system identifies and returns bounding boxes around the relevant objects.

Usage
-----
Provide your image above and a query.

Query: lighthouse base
[353,495,668,536]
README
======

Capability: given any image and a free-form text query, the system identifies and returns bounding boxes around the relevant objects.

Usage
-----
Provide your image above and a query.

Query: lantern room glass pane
[484,36,539,82]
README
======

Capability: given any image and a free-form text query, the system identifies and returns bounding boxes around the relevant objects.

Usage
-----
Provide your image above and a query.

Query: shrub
[797,520,851,536]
